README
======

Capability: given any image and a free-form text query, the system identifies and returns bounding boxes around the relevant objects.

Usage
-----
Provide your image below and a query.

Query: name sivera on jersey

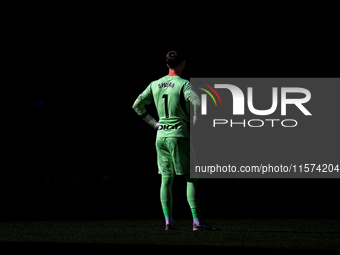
[158,82,175,88]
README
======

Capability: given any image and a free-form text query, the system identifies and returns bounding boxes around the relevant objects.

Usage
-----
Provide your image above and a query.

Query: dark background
[3,0,339,221]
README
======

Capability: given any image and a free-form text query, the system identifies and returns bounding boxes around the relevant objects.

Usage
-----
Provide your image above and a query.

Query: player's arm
[132,94,159,130]
[184,82,200,125]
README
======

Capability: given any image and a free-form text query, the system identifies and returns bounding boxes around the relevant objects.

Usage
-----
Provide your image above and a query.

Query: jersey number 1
[162,94,169,118]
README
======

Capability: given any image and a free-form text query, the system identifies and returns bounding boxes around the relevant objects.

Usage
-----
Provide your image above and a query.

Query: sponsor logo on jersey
[158,124,179,130]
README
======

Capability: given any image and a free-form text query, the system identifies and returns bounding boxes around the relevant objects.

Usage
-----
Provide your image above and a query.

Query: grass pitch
[0,219,339,253]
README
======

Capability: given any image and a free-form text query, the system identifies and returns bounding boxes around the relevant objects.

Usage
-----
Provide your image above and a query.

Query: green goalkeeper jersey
[137,75,199,139]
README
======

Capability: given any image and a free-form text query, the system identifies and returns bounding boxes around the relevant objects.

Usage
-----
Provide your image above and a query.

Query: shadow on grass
[1,242,339,254]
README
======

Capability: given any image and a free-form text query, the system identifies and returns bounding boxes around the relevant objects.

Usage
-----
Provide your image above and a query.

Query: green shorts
[156,137,196,177]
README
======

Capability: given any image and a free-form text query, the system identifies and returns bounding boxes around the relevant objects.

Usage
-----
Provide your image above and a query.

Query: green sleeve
[132,84,153,116]
[183,82,200,115]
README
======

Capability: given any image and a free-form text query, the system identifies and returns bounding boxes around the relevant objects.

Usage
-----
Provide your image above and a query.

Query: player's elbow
[132,102,139,115]
[132,98,140,112]
[132,102,146,117]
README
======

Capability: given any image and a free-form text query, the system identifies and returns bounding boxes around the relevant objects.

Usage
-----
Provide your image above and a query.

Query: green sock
[185,175,202,219]
[160,173,174,219]
[162,207,172,218]
[191,208,199,219]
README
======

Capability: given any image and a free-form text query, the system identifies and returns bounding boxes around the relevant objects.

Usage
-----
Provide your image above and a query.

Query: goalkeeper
[132,50,219,231]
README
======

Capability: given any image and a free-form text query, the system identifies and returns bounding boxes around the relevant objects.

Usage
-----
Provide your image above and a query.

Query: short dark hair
[166,50,185,69]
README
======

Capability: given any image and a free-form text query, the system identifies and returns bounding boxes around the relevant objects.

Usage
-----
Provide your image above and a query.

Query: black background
[4,0,340,221]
